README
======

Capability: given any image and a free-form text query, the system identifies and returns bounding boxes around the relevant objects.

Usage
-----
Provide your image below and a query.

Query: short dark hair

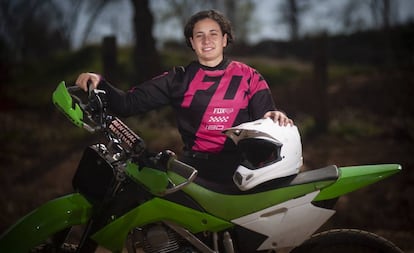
[184,9,234,49]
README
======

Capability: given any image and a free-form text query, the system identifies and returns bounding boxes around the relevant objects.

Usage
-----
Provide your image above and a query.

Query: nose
[202,35,211,44]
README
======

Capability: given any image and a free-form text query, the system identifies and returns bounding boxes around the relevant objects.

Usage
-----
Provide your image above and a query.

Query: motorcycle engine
[137,224,195,253]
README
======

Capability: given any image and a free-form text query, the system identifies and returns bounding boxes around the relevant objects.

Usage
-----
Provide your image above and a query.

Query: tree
[155,0,211,28]
[130,0,161,83]
[0,0,71,61]
[340,0,398,33]
[47,0,162,83]
[369,0,397,30]
[152,0,254,45]
[287,0,299,41]
[278,0,309,41]
[79,0,113,46]
[224,0,255,43]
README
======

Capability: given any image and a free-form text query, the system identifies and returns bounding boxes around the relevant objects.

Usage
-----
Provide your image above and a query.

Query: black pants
[180,151,241,183]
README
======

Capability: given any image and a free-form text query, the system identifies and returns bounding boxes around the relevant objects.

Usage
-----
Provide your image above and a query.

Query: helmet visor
[238,138,282,169]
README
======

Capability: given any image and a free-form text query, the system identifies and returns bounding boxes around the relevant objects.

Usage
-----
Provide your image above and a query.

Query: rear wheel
[291,229,403,253]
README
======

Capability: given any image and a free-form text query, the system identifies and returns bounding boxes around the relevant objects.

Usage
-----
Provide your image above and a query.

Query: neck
[198,56,224,68]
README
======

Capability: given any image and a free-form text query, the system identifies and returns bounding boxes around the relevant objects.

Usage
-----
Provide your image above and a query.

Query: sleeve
[98,68,179,117]
[247,69,276,120]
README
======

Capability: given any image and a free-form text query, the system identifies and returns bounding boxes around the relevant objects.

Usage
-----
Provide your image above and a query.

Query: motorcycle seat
[193,165,339,195]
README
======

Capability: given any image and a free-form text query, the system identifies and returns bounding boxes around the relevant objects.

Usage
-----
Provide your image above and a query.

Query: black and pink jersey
[100,58,276,154]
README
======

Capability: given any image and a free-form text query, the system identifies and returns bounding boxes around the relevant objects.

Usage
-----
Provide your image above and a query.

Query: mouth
[202,47,214,52]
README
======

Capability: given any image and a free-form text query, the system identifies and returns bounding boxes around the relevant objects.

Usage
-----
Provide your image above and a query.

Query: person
[75,9,293,183]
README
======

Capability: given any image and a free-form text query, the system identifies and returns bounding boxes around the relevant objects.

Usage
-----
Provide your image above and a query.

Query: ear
[222,33,228,48]
[190,37,195,50]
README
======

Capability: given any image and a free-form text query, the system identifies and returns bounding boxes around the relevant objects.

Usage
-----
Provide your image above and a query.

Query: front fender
[0,193,92,253]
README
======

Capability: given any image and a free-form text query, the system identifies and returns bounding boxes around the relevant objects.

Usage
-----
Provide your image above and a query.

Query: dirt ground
[0,69,413,252]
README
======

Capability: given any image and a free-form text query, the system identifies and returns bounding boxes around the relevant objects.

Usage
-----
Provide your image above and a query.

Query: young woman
[75,10,292,182]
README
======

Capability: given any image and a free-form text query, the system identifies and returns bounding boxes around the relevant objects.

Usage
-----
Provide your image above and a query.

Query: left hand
[263,111,293,126]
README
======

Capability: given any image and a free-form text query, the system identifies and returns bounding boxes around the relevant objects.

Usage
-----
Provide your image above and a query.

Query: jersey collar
[197,58,230,70]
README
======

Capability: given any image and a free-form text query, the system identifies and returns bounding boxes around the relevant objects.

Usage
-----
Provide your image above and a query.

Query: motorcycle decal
[232,191,335,250]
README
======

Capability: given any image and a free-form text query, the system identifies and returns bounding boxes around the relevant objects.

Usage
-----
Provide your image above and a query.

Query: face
[190,18,228,67]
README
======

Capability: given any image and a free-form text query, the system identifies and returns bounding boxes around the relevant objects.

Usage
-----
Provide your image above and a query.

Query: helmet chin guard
[224,118,303,191]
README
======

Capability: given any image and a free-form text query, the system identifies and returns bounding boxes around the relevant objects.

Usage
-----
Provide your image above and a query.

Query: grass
[328,63,378,80]
[235,56,312,87]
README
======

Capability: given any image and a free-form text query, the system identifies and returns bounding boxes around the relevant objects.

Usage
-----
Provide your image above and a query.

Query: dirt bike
[0,81,403,253]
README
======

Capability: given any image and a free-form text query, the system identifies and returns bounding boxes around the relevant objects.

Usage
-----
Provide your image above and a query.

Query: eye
[194,34,204,39]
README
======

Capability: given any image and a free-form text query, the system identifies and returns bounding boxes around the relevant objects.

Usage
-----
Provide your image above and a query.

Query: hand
[263,111,293,126]
[75,73,101,92]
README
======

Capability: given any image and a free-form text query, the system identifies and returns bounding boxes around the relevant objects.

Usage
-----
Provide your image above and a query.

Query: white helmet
[224,118,303,191]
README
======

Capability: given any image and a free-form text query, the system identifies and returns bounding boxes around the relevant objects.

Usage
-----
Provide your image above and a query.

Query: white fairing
[225,118,303,190]
[232,191,335,251]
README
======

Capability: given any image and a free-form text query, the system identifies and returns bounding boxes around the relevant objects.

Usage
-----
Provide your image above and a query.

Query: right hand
[75,73,101,92]
[263,110,294,126]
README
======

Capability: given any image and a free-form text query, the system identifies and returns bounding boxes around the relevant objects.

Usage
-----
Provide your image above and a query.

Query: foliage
[259,64,307,86]
[329,110,384,140]
[6,46,102,107]
[0,0,72,62]
[329,64,377,79]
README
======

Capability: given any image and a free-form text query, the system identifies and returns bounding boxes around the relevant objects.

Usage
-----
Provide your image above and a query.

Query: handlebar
[54,82,196,194]
[57,82,145,156]
[64,85,106,132]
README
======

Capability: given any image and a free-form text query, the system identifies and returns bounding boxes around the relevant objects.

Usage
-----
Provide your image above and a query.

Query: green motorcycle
[0,82,403,253]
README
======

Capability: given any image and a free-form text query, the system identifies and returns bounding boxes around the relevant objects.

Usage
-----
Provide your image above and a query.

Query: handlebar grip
[67,86,82,92]
[87,81,95,96]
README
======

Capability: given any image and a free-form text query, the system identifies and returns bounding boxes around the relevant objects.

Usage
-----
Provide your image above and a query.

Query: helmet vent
[234,172,243,185]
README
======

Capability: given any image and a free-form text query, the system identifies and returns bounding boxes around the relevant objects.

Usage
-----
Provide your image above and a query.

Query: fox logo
[213,108,234,114]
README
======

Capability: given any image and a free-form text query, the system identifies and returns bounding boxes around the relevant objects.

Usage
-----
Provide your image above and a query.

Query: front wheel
[291,229,403,253]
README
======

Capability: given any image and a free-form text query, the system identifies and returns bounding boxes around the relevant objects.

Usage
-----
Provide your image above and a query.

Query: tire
[291,229,403,253]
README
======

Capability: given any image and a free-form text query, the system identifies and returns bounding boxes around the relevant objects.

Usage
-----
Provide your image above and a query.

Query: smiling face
[190,18,228,67]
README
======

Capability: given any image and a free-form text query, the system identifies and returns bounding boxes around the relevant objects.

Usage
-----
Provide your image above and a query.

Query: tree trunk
[102,36,118,84]
[311,34,329,134]
[130,0,161,84]
[288,0,299,41]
